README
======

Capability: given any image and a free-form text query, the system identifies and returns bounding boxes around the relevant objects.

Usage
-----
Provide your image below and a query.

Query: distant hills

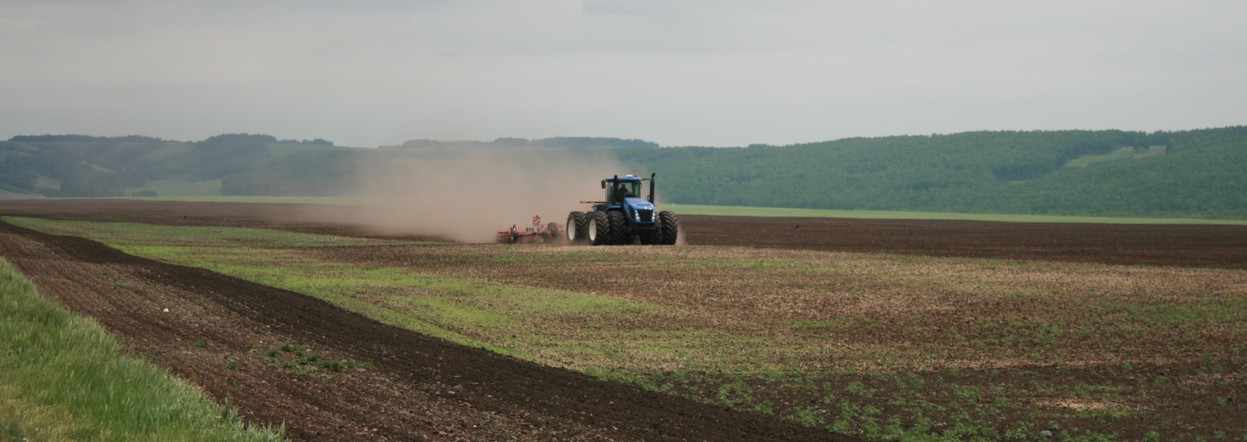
[2,128,1245,220]
[624,127,1247,220]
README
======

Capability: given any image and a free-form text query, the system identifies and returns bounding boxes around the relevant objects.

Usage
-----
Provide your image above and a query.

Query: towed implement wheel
[658,211,679,245]
[588,212,611,246]
[547,222,559,242]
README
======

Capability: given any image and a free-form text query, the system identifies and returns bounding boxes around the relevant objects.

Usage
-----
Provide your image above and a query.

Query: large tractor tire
[640,227,660,245]
[607,210,629,245]
[567,212,587,242]
[588,211,611,246]
[658,211,679,245]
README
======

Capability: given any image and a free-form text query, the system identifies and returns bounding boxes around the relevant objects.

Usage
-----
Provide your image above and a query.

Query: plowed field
[4,199,1245,269]
[3,199,1246,441]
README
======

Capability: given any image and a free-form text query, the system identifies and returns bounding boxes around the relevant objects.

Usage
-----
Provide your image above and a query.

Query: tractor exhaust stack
[648,173,656,203]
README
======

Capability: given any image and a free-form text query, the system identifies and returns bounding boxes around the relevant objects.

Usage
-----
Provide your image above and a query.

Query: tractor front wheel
[658,211,679,245]
[640,227,660,245]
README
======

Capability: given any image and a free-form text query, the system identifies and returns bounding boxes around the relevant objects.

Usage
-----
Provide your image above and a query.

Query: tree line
[2,128,1244,220]
[617,127,1247,219]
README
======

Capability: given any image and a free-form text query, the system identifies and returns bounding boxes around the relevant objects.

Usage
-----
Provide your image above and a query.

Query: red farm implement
[497,215,564,244]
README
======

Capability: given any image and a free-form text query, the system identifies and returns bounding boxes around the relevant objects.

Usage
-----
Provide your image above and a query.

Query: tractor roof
[604,175,643,182]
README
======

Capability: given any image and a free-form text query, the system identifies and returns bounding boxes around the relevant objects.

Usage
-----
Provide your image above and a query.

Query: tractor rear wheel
[658,211,678,245]
[607,211,628,245]
[588,212,611,245]
[567,212,587,242]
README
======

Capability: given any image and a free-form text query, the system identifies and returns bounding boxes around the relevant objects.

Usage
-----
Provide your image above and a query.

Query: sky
[2,0,1245,147]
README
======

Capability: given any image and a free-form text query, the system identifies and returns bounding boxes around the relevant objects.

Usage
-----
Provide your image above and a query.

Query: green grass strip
[0,258,284,442]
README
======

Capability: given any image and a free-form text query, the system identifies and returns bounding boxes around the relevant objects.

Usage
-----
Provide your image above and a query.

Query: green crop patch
[792,319,848,330]
[127,178,224,197]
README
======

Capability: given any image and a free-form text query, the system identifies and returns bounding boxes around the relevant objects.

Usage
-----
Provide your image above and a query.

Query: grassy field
[7,216,1247,441]
[0,256,284,441]
[125,178,224,197]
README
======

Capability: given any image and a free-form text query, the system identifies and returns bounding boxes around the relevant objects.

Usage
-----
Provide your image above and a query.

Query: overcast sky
[2,0,1244,147]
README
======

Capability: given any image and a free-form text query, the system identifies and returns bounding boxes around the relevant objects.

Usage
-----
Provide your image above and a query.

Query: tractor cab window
[610,181,640,203]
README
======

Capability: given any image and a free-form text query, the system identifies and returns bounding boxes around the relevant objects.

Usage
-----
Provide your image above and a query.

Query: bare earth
[3,199,1246,440]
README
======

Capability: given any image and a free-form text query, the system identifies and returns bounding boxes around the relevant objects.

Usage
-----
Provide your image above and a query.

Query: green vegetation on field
[262,341,371,374]
[9,216,1247,441]
[0,257,284,441]
[127,178,223,197]
[7,218,415,249]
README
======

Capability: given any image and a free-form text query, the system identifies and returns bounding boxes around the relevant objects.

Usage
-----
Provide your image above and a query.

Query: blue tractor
[566,173,678,245]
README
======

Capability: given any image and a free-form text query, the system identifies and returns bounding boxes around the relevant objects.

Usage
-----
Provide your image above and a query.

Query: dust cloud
[335,148,628,243]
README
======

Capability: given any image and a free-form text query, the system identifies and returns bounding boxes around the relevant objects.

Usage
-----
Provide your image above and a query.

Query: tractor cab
[597,175,653,214]
[606,179,642,205]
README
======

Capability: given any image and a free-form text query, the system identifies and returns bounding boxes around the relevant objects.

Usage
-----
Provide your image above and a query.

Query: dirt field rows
[4,199,1246,269]
[3,199,1246,440]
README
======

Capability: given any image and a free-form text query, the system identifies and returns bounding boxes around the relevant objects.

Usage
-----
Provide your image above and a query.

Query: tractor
[565,173,678,245]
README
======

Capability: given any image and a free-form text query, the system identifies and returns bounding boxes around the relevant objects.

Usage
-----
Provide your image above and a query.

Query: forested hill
[618,127,1247,219]
[0,134,342,197]
[2,127,1245,220]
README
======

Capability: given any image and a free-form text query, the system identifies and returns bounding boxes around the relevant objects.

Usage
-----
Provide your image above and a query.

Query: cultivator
[497,215,563,244]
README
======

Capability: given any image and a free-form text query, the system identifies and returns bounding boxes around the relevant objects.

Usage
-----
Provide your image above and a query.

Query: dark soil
[681,215,1247,270]
[4,199,1245,269]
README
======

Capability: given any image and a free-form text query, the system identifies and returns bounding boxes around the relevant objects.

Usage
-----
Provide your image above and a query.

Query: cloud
[1,0,1245,147]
